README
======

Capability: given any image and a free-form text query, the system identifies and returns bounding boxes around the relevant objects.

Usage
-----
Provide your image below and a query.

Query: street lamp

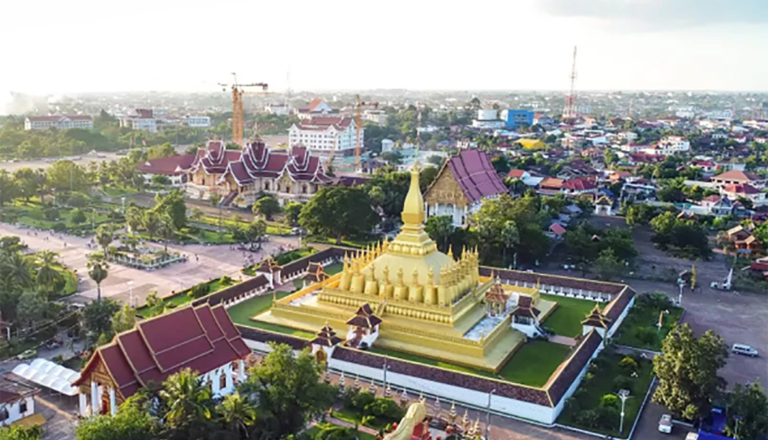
[617,389,631,435]
[485,389,496,440]
[734,415,742,438]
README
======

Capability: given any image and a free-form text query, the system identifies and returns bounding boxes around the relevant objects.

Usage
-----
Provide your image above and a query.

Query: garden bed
[614,292,684,351]
[558,351,654,438]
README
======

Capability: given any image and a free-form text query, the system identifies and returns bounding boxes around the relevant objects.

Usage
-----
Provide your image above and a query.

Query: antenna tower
[563,46,578,121]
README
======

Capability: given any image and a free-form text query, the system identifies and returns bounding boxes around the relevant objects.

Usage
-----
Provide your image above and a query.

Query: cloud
[538,0,768,30]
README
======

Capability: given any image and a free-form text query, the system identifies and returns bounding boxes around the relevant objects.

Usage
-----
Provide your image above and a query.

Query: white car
[659,414,673,434]
[732,344,759,357]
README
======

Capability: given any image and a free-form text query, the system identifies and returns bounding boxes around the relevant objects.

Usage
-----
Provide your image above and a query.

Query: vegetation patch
[540,294,598,337]
[614,292,683,351]
[497,340,572,387]
[558,351,654,437]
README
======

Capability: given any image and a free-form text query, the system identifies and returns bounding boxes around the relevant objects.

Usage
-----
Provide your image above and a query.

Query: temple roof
[73,304,249,400]
[485,280,509,303]
[511,295,541,318]
[581,305,611,328]
[221,142,333,185]
[433,149,507,204]
[304,262,327,283]
[255,257,281,274]
[311,324,343,347]
[346,304,382,328]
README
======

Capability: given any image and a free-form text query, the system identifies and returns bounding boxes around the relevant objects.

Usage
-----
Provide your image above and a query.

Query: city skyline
[1,0,767,100]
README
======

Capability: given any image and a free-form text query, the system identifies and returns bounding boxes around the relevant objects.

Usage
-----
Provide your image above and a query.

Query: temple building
[72,304,250,416]
[424,149,508,227]
[257,158,551,371]
[182,140,333,205]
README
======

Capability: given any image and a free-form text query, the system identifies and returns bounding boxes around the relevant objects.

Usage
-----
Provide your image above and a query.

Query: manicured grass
[306,235,380,249]
[136,277,236,317]
[540,294,598,337]
[178,228,239,244]
[497,340,572,387]
[558,353,654,437]
[332,407,397,431]
[102,186,137,198]
[615,305,684,351]
[305,423,377,440]
[324,262,343,275]
[225,290,317,342]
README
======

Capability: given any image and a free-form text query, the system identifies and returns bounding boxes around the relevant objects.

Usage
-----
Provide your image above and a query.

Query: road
[0,222,299,307]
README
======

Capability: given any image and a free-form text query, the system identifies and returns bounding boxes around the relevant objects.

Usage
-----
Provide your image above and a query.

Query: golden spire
[401,155,425,227]
[428,267,434,285]
[447,246,453,259]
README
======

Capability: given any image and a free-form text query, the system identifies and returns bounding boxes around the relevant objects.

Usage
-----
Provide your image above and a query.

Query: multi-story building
[119,109,157,132]
[501,109,534,129]
[265,103,289,116]
[288,117,361,156]
[363,109,388,125]
[185,115,211,128]
[24,115,93,131]
[643,135,690,156]
[424,149,507,227]
[472,109,504,129]
[712,170,767,189]
[295,99,336,120]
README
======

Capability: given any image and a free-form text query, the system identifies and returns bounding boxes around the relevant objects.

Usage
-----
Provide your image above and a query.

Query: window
[19,399,27,413]
[0,408,7,421]
[220,370,227,390]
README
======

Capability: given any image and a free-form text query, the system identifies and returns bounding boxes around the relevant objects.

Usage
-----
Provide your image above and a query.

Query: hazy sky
[1,0,767,98]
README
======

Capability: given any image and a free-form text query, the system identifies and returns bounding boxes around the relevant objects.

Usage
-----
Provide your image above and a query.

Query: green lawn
[324,262,343,275]
[227,291,314,339]
[368,347,495,378]
[615,305,684,351]
[558,353,654,437]
[102,186,138,198]
[305,424,377,440]
[136,277,236,317]
[178,228,239,244]
[540,294,598,337]
[497,340,572,387]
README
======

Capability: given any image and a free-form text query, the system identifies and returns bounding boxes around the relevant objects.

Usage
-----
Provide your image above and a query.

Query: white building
[363,109,388,125]
[645,135,690,156]
[24,115,93,131]
[185,115,211,128]
[265,103,290,116]
[288,116,361,155]
[618,132,638,143]
[381,139,394,153]
[0,378,38,427]
[119,109,157,133]
[472,108,504,129]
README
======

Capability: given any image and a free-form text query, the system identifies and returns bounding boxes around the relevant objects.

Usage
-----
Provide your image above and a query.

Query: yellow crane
[218,73,268,147]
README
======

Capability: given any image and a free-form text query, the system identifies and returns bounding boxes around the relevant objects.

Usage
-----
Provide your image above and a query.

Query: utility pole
[485,389,496,440]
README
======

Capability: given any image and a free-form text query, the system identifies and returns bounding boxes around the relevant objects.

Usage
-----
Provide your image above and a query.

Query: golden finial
[397,267,404,285]
[412,268,419,285]
[447,246,453,259]
[428,267,434,285]
[383,264,390,283]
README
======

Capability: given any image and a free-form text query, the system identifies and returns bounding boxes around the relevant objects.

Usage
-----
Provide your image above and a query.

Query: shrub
[52,222,66,232]
[52,354,64,364]
[595,405,620,429]
[43,207,60,221]
[619,356,639,375]
[68,192,88,208]
[351,391,376,411]
[613,375,634,392]
[70,208,87,224]
[634,326,657,346]
[188,283,210,299]
[565,397,581,413]
[365,398,404,420]
[600,394,620,408]
[574,409,598,428]
[220,275,234,285]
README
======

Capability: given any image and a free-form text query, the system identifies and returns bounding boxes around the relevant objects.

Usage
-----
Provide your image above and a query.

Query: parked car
[659,414,673,434]
[732,344,759,357]
[17,349,37,360]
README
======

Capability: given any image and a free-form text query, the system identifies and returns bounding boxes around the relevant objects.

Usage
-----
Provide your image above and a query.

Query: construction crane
[218,73,268,147]
[563,46,578,122]
[354,94,378,166]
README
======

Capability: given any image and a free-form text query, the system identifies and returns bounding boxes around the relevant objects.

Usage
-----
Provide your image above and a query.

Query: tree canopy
[299,187,378,243]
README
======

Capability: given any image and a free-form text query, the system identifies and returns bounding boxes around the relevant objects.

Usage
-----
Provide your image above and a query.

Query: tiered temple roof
[190,140,241,174]
[222,142,332,185]
[73,304,249,400]
[511,296,541,319]
[310,324,343,347]
[485,277,509,304]
[304,262,327,283]
[581,305,611,329]
[346,304,382,329]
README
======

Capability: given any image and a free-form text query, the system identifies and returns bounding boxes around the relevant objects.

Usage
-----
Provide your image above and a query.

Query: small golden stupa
[257,159,552,371]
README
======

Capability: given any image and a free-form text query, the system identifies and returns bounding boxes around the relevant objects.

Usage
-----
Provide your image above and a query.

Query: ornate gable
[424,167,469,207]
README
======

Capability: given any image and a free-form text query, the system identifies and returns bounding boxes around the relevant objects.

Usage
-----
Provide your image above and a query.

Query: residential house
[699,195,734,217]
[725,226,761,253]
[561,178,598,198]
[690,159,717,173]
[295,99,337,120]
[712,170,767,189]
[721,183,767,207]
[0,378,38,427]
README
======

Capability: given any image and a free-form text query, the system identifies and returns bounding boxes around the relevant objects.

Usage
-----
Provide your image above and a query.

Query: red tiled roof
[549,223,566,236]
[723,183,761,195]
[702,194,722,203]
[715,170,760,182]
[539,177,564,189]
[438,150,507,204]
[222,142,332,185]
[73,304,248,400]
[297,117,353,131]
[136,154,196,175]
[307,98,324,112]
[562,178,597,191]
[507,169,527,179]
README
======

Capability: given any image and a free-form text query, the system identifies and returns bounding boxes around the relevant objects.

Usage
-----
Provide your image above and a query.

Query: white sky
[0,0,766,96]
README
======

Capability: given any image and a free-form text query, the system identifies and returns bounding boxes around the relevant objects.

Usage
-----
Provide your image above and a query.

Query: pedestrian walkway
[549,335,578,347]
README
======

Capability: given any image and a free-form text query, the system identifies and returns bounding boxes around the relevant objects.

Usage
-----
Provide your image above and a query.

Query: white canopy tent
[12,358,80,396]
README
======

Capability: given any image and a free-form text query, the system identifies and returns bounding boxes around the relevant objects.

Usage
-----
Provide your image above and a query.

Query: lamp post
[485,389,496,440]
[382,358,388,388]
[617,389,631,435]
[127,281,134,307]
[734,415,742,438]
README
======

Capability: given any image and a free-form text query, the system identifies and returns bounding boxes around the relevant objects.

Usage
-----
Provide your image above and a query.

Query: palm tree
[143,210,161,241]
[87,253,109,301]
[34,250,61,290]
[4,252,34,289]
[95,224,115,256]
[218,393,257,438]
[160,369,214,438]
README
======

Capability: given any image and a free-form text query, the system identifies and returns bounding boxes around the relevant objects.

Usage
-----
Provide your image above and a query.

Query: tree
[209,193,222,236]
[3,252,34,289]
[283,202,302,226]
[13,168,44,201]
[87,253,110,301]
[46,160,89,192]
[594,248,624,281]
[82,298,121,342]
[424,215,455,253]
[724,381,768,440]
[153,189,187,230]
[379,150,403,165]
[157,214,176,251]
[33,250,61,291]
[112,303,136,334]
[299,187,378,243]
[240,343,336,439]
[189,207,205,223]
[142,210,161,241]
[151,174,171,186]
[217,393,257,439]
[253,196,281,220]
[0,171,19,206]
[604,149,618,169]
[125,206,144,234]
[16,291,47,330]
[491,155,511,175]
[95,224,114,255]
[159,369,215,440]
[653,324,728,420]
[76,402,157,440]
[241,219,267,251]
[0,425,43,440]
[147,143,176,160]
[499,220,520,264]
[70,208,87,224]
[625,204,659,226]
[419,166,439,191]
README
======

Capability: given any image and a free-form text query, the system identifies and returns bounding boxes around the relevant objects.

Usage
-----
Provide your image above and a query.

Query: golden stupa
[256,159,551,371]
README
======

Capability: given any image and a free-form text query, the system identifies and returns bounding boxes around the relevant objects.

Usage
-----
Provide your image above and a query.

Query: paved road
[0,222,299,307]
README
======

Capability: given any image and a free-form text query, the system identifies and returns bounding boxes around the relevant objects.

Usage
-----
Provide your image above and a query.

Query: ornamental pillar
[225,365,234,393]
[90,381,99,415]
[109,388,117,416]
[79,393,87,417]
[238,360,246,381]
